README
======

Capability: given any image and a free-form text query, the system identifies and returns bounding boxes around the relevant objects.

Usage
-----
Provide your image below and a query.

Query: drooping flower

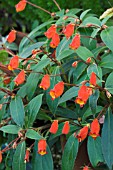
[89,119,100,140]
[62,121,70,135]
[38,139,47,156]
[50,33,60,48]
[24,149,30,163]
[0,151,2,163]
[7,30,16,43]
[83,166,90,170]
[49,120,58,134]
[3,75,11,85]
[15,0,27,12]
[14,70,25,86]
[44,25,57,39]
[69,33,80,50]
[75,85,90,107]
[63,23,75,39]
[49,81,64,100]
[75,126,89,142]
[8,55,19,71]
[39,74,50,90]
[72,61,78,67]
[89,72,96,86]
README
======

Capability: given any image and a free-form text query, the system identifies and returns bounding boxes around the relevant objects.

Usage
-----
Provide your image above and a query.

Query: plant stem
[53,0,61,11]
[27,1,51,15]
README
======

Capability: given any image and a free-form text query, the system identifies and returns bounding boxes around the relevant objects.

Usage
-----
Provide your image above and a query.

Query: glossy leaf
[100,53,113,69]
[58,86,79,105]
[56,107,78,119]
[89,90,99,114]
[102,107,113,170]
[25,129,42,140]
[80,9,91,20]
[26,94,43,127]
[33,57,50,71]
[81,17,101,27]
[62,134,79,170]
[88,136,104,167]
[57,49,74,61]
[0,125,21,134]
[105,72,113,94]
[76,46,94,61]
[101,27,113,52]
[10,96,25,127]
[32,141,53,170]
[12,142,26,170]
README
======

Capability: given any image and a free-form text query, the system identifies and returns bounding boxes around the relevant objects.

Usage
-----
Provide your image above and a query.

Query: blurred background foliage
[0,0,113,35]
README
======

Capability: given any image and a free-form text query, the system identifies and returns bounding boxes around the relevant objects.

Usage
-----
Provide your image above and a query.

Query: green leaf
[26,94,43,127]
[80,9,91,20]
[56,107,78,119]
[87,63,102,79]
[89,90,99,114]
[101,27,113,52]
[88,136,104,167]
[46,66,61,114]
[102,107,113,170]
[105,72,113,94]
[0,125,21,134]
[81,17,101,27]
[58,86,79,105]
[99,53,113,69]
[32,141,53,170]
[56,37,71,58]
[26,73,40,100]
[33,57,50,71]
[76,46,94,61]
[19,20,54,53]
[10,96,25,127]
[57,49,74,61]
[19,42,45,59]
[12,142,26,170]
[25,129,42,140]
[0,97,9,122]
[62,134,79,170]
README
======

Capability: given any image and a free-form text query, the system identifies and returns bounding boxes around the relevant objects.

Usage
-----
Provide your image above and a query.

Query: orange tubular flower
[24,149,30,163]
[7,30,16,43]
[14,70,25,86]
[3,75,11,85]
[89,119,100,140]
[49,120,58,134]
[39,74,50,90]
[63,23,75,39]
[38,139,47,156]
[89,72,96,86]
[0,151,2,163]
[75,85,90,107]
[62,121,70,135]
[50,33,60,48]
[44,25,57,39]
[75,126,89,142]
[49,81,64,100]
[8,55,19,71]
[83,166,90,170]
[15,0,27,12]
[69,33,80,50]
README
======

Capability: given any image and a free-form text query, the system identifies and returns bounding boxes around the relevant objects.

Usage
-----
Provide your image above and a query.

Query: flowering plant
[0,1,113,170]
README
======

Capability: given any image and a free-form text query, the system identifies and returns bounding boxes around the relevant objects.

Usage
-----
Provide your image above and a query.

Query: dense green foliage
[1,0,113,34]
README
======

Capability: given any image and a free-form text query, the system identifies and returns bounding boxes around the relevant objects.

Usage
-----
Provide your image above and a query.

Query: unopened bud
[75,18,80,23]
[22,60,28,66]
[106,90,111,98]
[78,117,82,122]
[72,61,78,67]
[26,64,31,70]
[51,12,56,17]
[12,142,17,149]
[18,131,23,138]
[86,57,91,64]
[102,24,108,29]
[65,9,69,13]
[63,16,68,20]
[0,104,2,110]
[86,24,93,27]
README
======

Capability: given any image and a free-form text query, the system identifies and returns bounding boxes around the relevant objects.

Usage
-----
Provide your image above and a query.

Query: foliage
[1,1,113,170]
[1,0,113,34]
